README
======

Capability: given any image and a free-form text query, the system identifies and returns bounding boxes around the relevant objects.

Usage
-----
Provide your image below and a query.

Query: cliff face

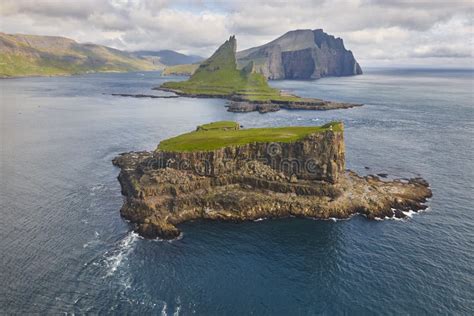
[113,122,432,240]
[237,29,362,80]
[156,129,344,183]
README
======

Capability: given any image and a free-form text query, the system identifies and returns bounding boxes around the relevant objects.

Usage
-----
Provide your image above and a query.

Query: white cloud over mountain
[1,0,472,67]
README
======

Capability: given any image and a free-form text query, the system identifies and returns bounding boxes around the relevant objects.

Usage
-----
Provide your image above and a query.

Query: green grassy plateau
[160,36,300,102]
[196,121,240,131]
[157,121,342,152]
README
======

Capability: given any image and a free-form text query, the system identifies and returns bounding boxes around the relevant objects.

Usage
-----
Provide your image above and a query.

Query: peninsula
[113,121,432,239]
[156,36,361,113]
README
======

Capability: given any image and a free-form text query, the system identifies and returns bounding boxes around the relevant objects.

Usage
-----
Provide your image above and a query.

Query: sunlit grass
[157,121,342,152]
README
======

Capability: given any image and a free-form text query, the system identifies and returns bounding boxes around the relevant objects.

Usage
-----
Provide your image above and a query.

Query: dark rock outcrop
[237,29,362,80]
[226,99,362,113]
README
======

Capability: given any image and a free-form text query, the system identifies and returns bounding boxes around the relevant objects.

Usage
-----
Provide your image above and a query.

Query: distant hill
[0,32,162,78]
[133,50,203,66]
[236,29,362,80]
[161,63,200,76]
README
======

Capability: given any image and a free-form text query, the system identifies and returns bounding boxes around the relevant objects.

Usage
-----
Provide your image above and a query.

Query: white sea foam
[161,302,168,316]
[383,216,404,221]
[253,217,266,222]
[104,231,138,276]
[83,231,102,248]
[309,215,353,222]
[173,296,182,316]
[173,304,182,316]
[90,184,105,196]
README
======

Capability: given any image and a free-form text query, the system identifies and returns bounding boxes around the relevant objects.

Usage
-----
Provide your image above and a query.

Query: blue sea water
[0,68,473,314]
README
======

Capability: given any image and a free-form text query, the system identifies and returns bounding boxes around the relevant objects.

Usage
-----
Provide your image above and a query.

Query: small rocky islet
[113,121,432,239]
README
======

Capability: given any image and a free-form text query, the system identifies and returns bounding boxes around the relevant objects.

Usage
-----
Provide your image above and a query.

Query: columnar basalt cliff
[237,29,362,80]
[113,122,432,239]
[156,129,344,183]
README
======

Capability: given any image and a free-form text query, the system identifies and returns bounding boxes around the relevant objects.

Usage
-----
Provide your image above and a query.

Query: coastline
[0,69,161,80]
[154,86,363,113]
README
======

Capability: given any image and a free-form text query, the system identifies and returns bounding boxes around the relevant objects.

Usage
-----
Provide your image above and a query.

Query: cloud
[0,0,109,18]
[411,46,472,58]
[0,0,472,66]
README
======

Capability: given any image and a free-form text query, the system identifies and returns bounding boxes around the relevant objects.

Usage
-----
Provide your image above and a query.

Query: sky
[1,0,473,67]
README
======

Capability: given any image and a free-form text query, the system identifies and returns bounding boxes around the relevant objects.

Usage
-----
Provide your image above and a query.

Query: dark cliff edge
[112,122,432,239]
[237,29,362,80]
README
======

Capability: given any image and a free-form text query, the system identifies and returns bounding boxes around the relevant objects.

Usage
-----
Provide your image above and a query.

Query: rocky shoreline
[112,122,431,239]
[154,87,362,113]
[226,100,361,113]
[109,93,179,99]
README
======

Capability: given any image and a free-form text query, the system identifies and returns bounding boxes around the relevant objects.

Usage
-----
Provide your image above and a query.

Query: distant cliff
[0,32,161,78]
[237,29,362,80]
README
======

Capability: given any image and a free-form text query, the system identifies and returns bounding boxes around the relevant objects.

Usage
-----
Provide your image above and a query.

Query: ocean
[1,68,473,314]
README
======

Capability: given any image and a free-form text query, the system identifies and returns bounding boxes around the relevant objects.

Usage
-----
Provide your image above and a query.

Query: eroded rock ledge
[113,122,431,239]
[154,87,362,113]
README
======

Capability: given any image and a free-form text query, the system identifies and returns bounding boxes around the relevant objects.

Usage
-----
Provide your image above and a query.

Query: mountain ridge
[133,49,203,66]
[0,32,162,77]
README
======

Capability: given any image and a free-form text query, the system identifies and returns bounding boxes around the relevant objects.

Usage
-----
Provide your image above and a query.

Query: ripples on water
[0,69,473,314]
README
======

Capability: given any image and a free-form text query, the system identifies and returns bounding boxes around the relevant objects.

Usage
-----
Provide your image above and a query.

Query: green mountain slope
[160,36,296,101]
[0,32,162,78]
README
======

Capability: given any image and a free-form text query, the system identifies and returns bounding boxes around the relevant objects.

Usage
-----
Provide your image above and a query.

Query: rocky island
[155,36,361,114]
[113,121,432,239]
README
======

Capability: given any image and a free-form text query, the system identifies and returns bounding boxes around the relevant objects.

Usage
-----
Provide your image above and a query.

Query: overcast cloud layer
[1,0,472,67]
